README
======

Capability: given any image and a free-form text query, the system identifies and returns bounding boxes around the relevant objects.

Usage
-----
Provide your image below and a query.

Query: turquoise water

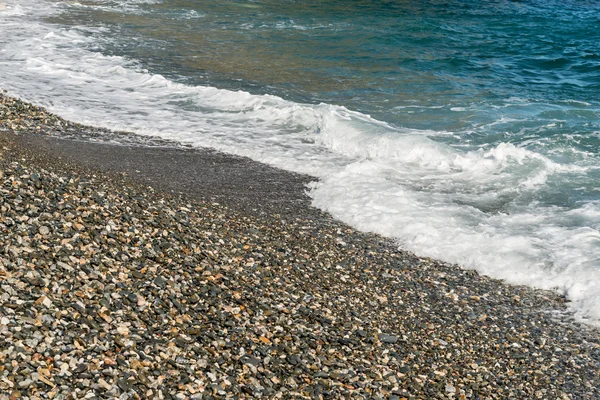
[54,0,600,207]
[63,1,600,139]
[1,0,600,322]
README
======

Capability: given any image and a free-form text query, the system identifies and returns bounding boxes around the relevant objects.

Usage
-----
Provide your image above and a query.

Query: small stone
[42,297,53,308]
[445,384,456,394]
[378,333,398,344]
[154,276,167,289]
[9,391,22,400]
[103,357,117,366]
[127,292,138,303]
[175,356,189,365]
[73,364,88,374]
[259,336,271,344]
[288,355,301,365]
[117,378,131,391]
[117,324,130,336]
[132,270,143,279]
[98,378,112,390]
[35,296,52,308]
[18,379,33,389]
[242,356,261,367]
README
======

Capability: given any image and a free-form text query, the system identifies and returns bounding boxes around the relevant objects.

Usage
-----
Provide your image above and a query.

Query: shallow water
[1,0,600,323]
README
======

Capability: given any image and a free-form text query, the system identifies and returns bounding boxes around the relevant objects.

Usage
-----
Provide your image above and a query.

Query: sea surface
[1,0,600,323]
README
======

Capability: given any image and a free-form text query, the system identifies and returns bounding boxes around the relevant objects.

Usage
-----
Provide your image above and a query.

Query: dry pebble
[0,93,599,399]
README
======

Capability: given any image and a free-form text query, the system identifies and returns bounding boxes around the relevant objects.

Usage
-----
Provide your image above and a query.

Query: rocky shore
[1,93,599,399]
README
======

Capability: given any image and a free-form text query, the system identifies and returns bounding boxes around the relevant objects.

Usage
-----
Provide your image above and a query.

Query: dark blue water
[2,0,600,322]
[66,0,600,199]
[58,0,600,139]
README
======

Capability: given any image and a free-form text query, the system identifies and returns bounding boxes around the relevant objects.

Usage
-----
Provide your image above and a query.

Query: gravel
[1,93,599,399]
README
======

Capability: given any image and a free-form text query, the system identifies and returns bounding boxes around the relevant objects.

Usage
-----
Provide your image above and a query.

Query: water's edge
[1,0,599,324]
[3,92,596,330]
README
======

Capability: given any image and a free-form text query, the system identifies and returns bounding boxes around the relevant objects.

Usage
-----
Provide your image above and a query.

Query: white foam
[58,0,159,14]
[0,1,24,15]
[2,0,600,325]
[310,164,600,323]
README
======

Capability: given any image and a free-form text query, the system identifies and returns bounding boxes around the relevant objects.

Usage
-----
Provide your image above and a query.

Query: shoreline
[1,93,599,398]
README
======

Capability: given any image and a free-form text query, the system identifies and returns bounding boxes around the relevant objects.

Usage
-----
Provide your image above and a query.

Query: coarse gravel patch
[1,93,599,399]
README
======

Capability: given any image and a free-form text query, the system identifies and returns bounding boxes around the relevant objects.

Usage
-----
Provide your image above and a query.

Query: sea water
[1,0,599,324]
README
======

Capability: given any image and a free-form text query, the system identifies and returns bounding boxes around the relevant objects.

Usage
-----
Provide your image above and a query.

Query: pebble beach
[1,93,599,399]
